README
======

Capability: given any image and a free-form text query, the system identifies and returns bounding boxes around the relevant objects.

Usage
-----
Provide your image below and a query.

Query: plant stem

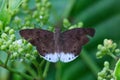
[39,59,45,68]
[110,53,117,60]
[37,59,45,79]
[4,54,9,67]
[55,62,62,80]
[23,62,37,77]
[43,61,50,78]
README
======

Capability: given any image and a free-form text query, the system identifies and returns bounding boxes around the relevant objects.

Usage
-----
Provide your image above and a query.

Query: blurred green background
[0,0,120,80]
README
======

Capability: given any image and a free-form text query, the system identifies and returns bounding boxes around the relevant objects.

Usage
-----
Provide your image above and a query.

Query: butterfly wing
[60,28,95,62]
[19,29,59,62]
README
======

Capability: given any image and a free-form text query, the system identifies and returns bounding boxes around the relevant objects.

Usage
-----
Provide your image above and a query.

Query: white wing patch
[60,52,78,63]
[43,52,78,63]
[43,53,59,62]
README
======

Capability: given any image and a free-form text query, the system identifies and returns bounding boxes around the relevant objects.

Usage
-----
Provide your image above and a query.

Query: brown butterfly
[19,27,95,63]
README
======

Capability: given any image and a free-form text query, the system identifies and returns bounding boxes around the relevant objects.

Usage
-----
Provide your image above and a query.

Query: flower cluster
[23,0,51,27]
[98,61,115,80]
[96,39,120,59]
[0,26,38,61]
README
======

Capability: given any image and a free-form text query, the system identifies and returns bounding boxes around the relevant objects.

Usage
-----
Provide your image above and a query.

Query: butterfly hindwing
[60,28,95,62]
[20,29,59,62]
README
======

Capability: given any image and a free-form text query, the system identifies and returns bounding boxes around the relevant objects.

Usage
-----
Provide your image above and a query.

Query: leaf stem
[43,61,50,78]
[110,53,118,60]
[4,54,9,67]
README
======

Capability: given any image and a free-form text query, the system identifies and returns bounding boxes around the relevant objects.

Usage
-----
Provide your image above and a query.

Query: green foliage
[96,39,120,80]
[98,61,114,80]
[114,59,120,80]
[0,0,120,80]
[96,39,119,59]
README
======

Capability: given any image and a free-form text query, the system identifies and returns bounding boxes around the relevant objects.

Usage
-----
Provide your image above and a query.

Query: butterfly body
[20,27,95,63]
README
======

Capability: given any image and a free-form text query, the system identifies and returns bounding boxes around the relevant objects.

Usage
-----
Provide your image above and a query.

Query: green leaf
[114,59,120,80]
[0,10,11,25]
[9,0,23,11]
[0,0,7,11]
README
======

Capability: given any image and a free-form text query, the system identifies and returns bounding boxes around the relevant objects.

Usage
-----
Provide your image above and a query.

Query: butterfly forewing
[20,29,59,62]
[59,28,95,62]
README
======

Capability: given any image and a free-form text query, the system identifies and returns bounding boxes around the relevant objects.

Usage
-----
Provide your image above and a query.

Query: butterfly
[19,27,95,63]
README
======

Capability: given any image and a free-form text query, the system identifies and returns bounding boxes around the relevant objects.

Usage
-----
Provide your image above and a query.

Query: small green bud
[36,3,41,9]
[110,78,114,80]
[27,43,32,49]
[12,52,18,58]
[112,43,117,49]
[100,70,106,76]
[96,51,102,58]
[9,29,15,34]
[97,44,103,50]
[32,11,38,18]
[48,26,54,31]
[77,22,83,28]
[9,45,14,50]
[33,50,38,55]
[63,19,71,28]
[18,48,24,53]
[101,47,107,52]
[1,33,7,39]
[104,39,112,47]
[69,25,77,30]
[115,49,120,53]
[25,53,31,58]
[25,21,30,26]
[21,3,28,10]
[46,2,51,8]
[1,45,7,50]
[98,76,103,80]
[14,16,21,24]
[104,61,109,69]
[104,61,109,67]
[39,11,44,16]
[10,34,15,40]
[5,27,10,32]
[6,40,13,46]
[41,7,45,11]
